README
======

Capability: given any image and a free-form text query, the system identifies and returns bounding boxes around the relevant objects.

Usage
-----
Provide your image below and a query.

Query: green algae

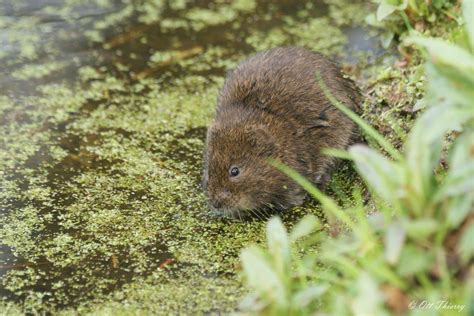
[0,0,431,313]
[12,61,69,80]
[246,16,347,54]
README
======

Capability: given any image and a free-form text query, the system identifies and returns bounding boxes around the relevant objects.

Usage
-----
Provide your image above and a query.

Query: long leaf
[406,105,473,212]
[290,215,320,242]
[266,217,291,276]
[241,246,287,306]
[408,36,474,70]
[463,0,474,50]
[270,160,357,231]
[316,72,402,161]
[438,129,474,199]
[349,145,404,209]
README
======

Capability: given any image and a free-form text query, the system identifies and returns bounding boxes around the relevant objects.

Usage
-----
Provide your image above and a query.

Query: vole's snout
[210,189,231,209]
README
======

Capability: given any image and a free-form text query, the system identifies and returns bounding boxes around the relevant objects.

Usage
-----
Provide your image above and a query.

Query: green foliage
[367,0,460,46]
[240,2,473,315]
[374,0,455,23]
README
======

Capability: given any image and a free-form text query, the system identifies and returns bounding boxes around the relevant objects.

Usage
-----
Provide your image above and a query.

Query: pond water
[0,0,387,313]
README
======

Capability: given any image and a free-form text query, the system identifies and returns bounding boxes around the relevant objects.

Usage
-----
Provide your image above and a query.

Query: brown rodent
[203,46,361,219]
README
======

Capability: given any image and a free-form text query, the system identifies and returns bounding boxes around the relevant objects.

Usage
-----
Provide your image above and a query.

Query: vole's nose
[216,189,231,200]
[210,189,231,209]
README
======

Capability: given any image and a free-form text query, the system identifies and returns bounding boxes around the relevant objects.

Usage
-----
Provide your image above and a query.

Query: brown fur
[203,47,361,219]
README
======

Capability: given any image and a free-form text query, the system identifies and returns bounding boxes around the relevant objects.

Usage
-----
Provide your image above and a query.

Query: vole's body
[203,47,360,218]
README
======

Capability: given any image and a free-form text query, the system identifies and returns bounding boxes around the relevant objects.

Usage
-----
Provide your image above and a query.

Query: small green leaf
[438,130,474,199]
[382,32,395,49]
[292,285,327,307]
[449,129,474,168]
[447,195,473,227]
[403,218,439,239]
[397,245,433,276]
[238,293,267,313]
[266,216,291,274]
[351,273,384,315]
[440,164,474,197]
[384,223,406,265]
[377,3,398,21]
[413,98,426,111]
[241,246,287,306]
[349,145,403,206]
[290,215,320,242]
[459,222,474,264]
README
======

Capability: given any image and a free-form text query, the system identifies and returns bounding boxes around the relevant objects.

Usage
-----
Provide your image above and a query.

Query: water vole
[203,47,360,218]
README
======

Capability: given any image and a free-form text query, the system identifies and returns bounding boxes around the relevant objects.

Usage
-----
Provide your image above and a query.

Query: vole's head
[203,122,302,219]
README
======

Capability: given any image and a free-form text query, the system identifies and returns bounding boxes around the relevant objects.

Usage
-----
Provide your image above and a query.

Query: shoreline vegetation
[0,0,471,314]
[241,1,473,314]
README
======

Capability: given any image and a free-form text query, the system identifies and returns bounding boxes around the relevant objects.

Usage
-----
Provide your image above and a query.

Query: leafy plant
[374,0,456,24]
[367,0,460,47]
[239,2,473,315]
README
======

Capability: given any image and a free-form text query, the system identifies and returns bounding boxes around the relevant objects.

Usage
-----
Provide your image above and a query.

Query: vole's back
[218,46,360,121]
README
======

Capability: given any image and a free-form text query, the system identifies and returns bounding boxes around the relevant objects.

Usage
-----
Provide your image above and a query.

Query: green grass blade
[315,72,402,161]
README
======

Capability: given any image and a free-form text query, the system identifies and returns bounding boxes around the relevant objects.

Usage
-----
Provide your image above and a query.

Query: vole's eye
[229,166,240,177]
